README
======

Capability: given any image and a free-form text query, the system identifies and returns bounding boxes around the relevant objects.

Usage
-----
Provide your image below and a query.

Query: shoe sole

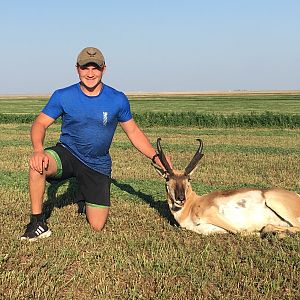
[20,230,52,242]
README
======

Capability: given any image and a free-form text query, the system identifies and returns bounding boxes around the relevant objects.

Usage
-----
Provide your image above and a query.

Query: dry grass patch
[0,146,31,172]
[196,152,300,189]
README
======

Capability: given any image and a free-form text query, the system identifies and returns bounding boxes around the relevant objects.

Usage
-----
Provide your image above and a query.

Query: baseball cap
[77,47,105,68]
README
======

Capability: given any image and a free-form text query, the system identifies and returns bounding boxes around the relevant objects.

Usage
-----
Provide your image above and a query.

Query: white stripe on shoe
[35,226,45,235]
[23,230,52,242]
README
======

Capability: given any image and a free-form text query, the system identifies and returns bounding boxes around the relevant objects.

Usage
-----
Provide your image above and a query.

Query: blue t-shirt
[42,83,132,176]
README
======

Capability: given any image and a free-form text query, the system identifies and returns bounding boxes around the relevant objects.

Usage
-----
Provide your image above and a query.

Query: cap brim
[78,59,104,68]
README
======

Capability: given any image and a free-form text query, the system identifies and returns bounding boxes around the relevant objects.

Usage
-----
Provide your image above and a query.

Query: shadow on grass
[42,177,176,226]
[43,178,83,220]
[111,178,177,226]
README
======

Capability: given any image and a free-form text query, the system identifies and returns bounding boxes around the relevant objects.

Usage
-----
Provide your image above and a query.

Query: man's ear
[151,163,168,178]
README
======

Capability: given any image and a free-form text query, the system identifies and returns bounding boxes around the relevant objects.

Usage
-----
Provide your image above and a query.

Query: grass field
[1,93,300,299]
[1,91,300,115]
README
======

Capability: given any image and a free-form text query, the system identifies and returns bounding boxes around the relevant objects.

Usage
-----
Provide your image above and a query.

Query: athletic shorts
[45,143,111,208]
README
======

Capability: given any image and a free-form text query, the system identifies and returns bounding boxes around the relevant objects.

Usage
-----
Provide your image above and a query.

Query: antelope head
[153,138,204,210]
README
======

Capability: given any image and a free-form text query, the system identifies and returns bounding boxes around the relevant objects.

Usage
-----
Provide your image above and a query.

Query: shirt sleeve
[118,93,133,122]
[42,90,64,120]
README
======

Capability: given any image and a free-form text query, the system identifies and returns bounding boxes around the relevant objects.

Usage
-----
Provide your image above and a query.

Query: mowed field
[1,91,300,115]
[1,92,300,299]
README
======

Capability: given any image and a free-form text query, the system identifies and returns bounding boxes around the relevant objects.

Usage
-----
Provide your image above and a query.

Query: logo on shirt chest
[103,112,108,126]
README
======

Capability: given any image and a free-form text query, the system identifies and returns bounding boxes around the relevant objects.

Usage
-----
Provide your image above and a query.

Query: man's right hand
[29,151,49,174]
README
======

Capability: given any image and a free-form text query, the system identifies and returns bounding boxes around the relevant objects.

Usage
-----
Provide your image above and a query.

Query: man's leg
[76,163,111,232]
[29,153,58,214]
[21,153,58,241]
[86,206,109,231]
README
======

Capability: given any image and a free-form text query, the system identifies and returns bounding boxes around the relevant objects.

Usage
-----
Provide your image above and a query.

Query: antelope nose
[177,195,185,202]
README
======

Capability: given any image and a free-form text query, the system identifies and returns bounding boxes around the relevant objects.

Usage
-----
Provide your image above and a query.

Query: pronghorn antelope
[152,138,300,237]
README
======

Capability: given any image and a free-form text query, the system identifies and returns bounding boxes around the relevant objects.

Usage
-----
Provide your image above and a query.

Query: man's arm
[30,112,56,174]
[119,119,171,168]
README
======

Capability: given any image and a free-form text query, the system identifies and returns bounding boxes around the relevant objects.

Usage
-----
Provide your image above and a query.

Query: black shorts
[45,143,111,208]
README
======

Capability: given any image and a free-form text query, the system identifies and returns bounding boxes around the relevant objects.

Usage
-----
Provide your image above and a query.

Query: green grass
[1,123,300,299]
[0,97,47,114]
[1,92,300,115]
[1,111,299,128]
[1,92,299,128]
[128,92,300,114]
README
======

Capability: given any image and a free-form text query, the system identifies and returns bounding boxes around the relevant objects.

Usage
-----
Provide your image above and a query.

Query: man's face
[77,63,105,90]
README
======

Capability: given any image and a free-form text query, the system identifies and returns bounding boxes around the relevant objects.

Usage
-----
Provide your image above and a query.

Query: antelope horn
[156,138,174,175]
[184,139,204,175]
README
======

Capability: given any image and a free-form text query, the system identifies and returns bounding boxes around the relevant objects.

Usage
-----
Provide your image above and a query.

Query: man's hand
[29,151,49,174]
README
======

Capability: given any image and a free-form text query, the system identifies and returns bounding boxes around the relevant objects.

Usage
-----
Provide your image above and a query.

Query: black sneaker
[75,190,86,215]
[77,200,86,215]
[21,219,52,241]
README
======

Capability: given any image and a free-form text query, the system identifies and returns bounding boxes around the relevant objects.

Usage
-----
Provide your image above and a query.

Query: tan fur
[163,170,300,237]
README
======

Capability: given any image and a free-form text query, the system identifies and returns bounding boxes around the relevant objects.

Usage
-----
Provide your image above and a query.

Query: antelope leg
[201,206,239,234]
[261,224,300,238]
[265,193,300,227]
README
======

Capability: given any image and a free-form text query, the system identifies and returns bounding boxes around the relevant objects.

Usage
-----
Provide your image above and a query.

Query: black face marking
[172,205,182,212]
[167,174,189,204]
[175,184,186,202]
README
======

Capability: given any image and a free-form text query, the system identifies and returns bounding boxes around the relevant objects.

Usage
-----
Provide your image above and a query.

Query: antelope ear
[151,162,168,178]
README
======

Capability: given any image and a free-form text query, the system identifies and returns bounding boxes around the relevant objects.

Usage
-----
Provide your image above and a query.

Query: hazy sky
[1,0,299,94]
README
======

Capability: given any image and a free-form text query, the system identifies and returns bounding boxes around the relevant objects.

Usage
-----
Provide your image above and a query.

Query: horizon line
[1,89,300,98]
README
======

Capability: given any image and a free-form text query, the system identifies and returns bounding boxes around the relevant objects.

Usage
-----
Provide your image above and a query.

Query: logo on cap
[87,50,97,57]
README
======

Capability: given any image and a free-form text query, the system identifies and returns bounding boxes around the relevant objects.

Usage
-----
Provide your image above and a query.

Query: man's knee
[29,167,46,180]
[29,159,57,181]
[89,221,106,232]
[86,206,109,232]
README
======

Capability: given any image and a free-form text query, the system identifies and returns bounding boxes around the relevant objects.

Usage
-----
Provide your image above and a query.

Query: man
[21,46,166,241]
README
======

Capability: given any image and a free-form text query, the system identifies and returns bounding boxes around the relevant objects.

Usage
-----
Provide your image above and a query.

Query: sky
[1,0,299,94]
